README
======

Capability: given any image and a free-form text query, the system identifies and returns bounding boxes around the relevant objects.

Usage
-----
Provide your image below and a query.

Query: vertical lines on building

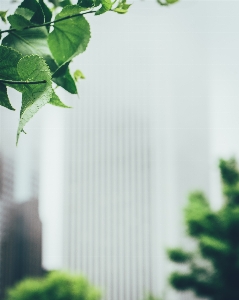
[63,98,152,300]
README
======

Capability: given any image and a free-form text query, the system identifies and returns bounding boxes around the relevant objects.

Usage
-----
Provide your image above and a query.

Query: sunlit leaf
[48,5,91,65]
[2,27,58,72]
[49,89,71,108]
[113,0,131,14]
[166,0,178,3]
[16,55,52,143]
[95,0,112,15]
[0,11,8,23]
[74,69,85,81]
[59,0,73,7]
[14,7,34,20]
[8,14,32,30]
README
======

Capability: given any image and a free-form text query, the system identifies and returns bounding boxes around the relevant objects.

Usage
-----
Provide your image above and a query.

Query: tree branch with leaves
[0,0,178,144]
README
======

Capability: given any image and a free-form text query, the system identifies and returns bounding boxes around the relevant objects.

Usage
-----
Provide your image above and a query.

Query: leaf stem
[0,10,97,35]
[0,79,47,84]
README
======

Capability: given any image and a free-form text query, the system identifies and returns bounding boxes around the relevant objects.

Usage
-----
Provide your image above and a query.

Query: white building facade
[58,2,211,299]
[1,0,239,300]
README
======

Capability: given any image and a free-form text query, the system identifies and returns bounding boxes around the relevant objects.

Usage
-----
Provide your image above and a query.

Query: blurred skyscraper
[0,155,15,297]
[0,198,43,299]
[63,108,154,300]
[0,63,43,296]
[55,3,211,300]
[3,1,239,300]
[0,149,42,298]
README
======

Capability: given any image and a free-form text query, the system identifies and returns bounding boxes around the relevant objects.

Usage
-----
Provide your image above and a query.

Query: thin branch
[0,79,47,84]
[0,10,97,35]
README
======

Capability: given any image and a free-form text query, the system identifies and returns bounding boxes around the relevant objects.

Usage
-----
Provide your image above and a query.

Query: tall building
[0,72,43,297]
[0,150,43,298]
[63,108,154,300]
[0,155,15,297]
[56,3,211,299]
[0,199,43,299]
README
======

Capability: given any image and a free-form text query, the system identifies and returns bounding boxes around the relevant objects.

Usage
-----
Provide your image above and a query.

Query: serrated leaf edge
[16,54,53,144]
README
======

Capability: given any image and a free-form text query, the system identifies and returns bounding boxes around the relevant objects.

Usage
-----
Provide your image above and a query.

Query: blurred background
[1,0,239,299]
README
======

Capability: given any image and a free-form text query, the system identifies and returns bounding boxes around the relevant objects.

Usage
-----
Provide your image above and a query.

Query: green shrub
[6,271,101,300]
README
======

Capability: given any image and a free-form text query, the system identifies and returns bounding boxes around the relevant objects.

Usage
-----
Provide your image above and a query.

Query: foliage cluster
[5,271,101,300]
[143,293,162,300]
[0,0,132,144]
[0,0,178,144]
[168,158,239,300]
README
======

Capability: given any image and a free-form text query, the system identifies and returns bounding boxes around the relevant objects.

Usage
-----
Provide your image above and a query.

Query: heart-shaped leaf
[48,5,91,66]
[2,27,58,72]
[16,55,52,143]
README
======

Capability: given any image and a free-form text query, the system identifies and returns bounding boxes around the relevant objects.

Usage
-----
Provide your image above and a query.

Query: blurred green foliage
[5,271,101,300]
[143,293,162,300]
[168,158,239,300]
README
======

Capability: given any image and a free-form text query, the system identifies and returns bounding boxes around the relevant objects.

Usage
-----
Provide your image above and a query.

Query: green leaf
[0,45,23,92]
[74,69,85,81]
[53,68,77,94]
[0,45,22,81]
[48,0,73,7]
[59,0,73,7]
[52,62,70,78]
[95,0,113,15]
[166,0,178,3]
[2,27,58,72]
[199,235,230,257]
[48,5,91,65]
[49,89,71,108]
[18,0,45,24]
[39,0,52,23]
[14,7,34,20]
[113,6,129,14]
[7,14,32,30]
[167,248,192,263]
[0,11,8,23]
[16,55,52,143]
[47,0,60,7]
[0,83,15,110]
[169,272,194,291]
[77,0,95,8]
[113,0,131,14]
